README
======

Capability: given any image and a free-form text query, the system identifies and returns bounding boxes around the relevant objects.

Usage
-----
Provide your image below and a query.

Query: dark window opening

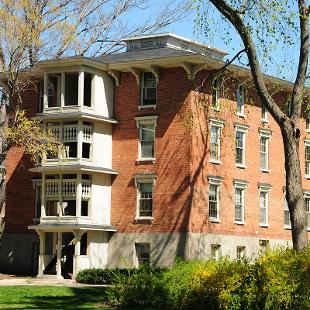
[62,200,76,216]
[65,73,78,106]
[81,200,89,216]
[45,233,54,255]
[80,233,87,255]
[45,200,58,216]
[141,72,156,106]
[64,142,77,158]
[84,73,92,107]
[63,174,76,179]
[47,74,61,107]
[38,81,44,113]
[82,143,91,159]
[82,174,91,180]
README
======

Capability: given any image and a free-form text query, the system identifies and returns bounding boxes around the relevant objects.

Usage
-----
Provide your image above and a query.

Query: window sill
[209,159,222,165]
[261,119,269,124]
[137,158,156,164]
[138,104,156,110]
[305,175,310,180]
[212,107,221,112]
[234,221,245,225]
[209,218,221,223]
[283,225,291,230]
[236,163,246,169]
[259,224,270,228]
[135,217,153,223]
[260,169,270,173]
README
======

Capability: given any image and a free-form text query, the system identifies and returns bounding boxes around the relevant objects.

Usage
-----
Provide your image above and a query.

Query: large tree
[196,0,309,250]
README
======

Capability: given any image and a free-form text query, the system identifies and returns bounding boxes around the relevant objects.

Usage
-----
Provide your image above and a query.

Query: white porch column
[41,174,46,217]
[77,120,83,160]
[43,73,48,111]
[61,72,65,107]
[56,232,63,279]
[72,230,84,278]
[37,231,45,277]
[76,173,82,217]
[78,71,84,107]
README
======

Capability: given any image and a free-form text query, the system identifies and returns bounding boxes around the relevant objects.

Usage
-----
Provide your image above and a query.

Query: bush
[104,247,310,310]
[76,268,133,284]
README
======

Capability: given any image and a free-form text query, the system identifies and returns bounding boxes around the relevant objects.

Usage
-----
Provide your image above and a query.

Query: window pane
[260,137,267,169]
[139,183,153,217]
[236,131,244,164]
[209,184,219,219]
[260,192,267,224]
[235,188,243,221]
[210,126,220,160]
[141,125,155,158]
[236,86,244,113]
[136,243,150,266]
[305,146,310,175]
[142,72,156,106]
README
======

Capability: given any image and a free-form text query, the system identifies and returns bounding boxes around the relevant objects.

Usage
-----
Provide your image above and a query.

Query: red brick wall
[111,68,194,233]
[5,87,38,232]
[189,73,310,240]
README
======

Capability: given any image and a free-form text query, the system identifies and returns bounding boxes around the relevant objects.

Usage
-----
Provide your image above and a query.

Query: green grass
[0,286,114,309]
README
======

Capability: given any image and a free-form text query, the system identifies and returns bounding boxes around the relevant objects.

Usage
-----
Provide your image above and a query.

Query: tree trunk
[281,122,308,251]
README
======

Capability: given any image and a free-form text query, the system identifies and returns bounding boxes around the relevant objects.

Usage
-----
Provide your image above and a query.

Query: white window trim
[139,71,157,109]
[135,116,158,162]
[305,140,310,179]
[233,179,248,224]
[212,77,223,111]
[208,176,223,223]
[304,190,310,231]
[211,244,221,261]
[261,104,268,123]
[209,118,225,164]
[135,242,151,267]
[236,85,246,117]
[259,129,272,173]
[234,124,249,168]
[258,183,271,227]
[306,113,310,133]
[134,174,156,221]
[236,246,246,260]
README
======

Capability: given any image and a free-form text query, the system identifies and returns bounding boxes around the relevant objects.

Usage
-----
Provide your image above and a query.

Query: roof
[95,47,197,64]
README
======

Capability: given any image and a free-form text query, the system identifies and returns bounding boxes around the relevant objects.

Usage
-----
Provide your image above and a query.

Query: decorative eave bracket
[131,67,141,85]
[148,65,160,83]
[181,62,207,80]
[108,70,120,86]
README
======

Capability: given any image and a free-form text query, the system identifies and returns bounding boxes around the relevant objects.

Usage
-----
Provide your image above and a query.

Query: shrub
[76,268,133,284]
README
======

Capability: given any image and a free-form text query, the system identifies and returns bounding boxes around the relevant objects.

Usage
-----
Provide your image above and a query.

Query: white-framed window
[135,116,158,161]
[284,195,291,227]
[233,179,248,224]
[134,174,156,220]
[304,191,310,229]
[261,104,268,123]
[305,140,310,177]
[259,129,272,172]
[258,183,271,227]
[208,176,223,222]
[259,239,269,253]
[212,77,223,111]
[235,124,248,167]
[236,85,245,116]
[135,243,150,266]
[211,244,221,261]
[32,179,42,220]
[209,118,224,163]
[236,246,246,260]
[141,72,157,106]
[306,112,310,132]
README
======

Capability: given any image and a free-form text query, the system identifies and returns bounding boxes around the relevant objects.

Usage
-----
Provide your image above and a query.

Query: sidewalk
[0,274,106,287]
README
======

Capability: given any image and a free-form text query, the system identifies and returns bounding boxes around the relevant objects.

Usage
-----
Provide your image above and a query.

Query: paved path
[0,274,106,287]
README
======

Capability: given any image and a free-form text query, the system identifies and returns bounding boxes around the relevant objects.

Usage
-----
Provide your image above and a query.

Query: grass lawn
[0,286,115,309]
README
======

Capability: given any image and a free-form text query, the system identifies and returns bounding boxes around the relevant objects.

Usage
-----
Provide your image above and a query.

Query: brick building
[0,33,309,278]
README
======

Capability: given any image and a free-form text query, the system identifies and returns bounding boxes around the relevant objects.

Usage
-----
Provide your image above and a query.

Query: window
[212,77,222,110]
[211,244,221,261]
[304,193,310,229]
[258,183,271,226]
[259,129,272,171]
[64,72,78,106]
[284,196,291,227]
[141,72,157,106]
[306,113,310,132]
[135,243,150,266]
[305,141,310,177]
[261,104,268,123]
[236,85,245,116]
[134,174,156,220]
[135,116,158,161]
[233,180,247,223]
[259,239,269,253]
[235,125,248,167]
[208,176,223,222]
[33,180,42,219]
[209,118,224,163]
[236,246,246,260]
